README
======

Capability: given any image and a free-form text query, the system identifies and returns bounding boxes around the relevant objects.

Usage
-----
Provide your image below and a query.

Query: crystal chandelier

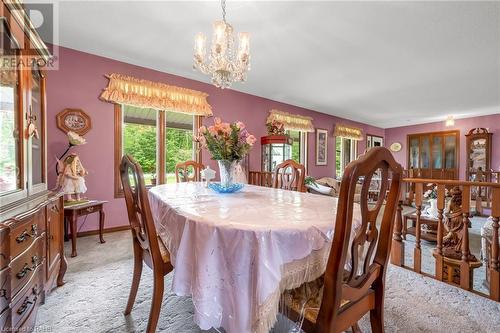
[193,0,250,89]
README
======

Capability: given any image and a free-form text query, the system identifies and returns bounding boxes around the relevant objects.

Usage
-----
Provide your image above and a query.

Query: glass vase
[218,160,238,188]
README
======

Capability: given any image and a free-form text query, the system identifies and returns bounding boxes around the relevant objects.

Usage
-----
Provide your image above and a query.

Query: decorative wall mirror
[465,128,493,181]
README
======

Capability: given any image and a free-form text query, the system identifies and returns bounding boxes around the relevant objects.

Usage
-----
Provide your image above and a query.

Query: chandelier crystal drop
[193,0,251,89]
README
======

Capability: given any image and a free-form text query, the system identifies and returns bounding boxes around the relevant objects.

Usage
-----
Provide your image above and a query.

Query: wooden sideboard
[0,1,67,330]
[0,191,67,331]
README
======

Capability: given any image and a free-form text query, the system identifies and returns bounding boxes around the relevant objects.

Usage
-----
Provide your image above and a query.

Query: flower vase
[426,198,439,218]
[218,160,238,188]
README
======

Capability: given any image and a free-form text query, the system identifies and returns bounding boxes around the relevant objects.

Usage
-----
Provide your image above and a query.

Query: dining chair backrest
[248,171,274,188]
[316,147,402,332]
[175,160,205,183]
[273,159,306,192]
[120,155,163,270]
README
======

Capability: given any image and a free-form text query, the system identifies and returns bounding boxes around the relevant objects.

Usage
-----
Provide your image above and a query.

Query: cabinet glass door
[444,135,457,169]
[30,68,44,186]
[420,136,430,169]
[409,137,419,168]
[432,136,443,169]
[0,29,21,195]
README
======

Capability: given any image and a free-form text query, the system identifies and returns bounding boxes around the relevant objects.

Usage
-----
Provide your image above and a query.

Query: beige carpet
[36,231,500,333]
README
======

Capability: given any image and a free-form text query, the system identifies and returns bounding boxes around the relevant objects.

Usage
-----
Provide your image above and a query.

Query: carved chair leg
[351,322,362,333]
[124,241,143,315]
[146,271,165,333]
[369,279,385,333]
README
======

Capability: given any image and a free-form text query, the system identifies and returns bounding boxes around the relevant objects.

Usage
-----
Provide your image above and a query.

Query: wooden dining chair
[175,160,205,183]
[273,159,306,192]
[282,147,402,333]
[120,155,174,333]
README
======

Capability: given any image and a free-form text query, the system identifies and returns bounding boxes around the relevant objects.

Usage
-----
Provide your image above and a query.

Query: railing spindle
[435,184,445,281]
[391,198,405,267]
[414,183,423,273]
[459,185,471,290]
[491,188,500,301]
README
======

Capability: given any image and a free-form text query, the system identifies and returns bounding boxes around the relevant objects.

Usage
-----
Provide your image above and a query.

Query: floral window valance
[100,73,213,116]
[266,110,314,132]
[333,124,364,140]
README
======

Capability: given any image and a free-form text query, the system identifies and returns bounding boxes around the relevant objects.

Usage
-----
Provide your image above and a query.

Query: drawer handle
[16,294,37,315]
[15,224,38,243]
[16,255,39,280]
[16,264,33,279]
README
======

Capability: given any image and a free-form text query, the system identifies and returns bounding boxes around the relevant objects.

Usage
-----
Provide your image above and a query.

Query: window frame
[335,137,358,178]
[286,130,308,172]
[114,104,201,198]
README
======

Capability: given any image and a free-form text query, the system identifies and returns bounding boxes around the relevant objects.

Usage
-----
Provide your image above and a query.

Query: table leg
[402,216,407,240]
[63,216,69,242]
[70,214,78,257]
[57,254,68,286]
[99,209,106,244]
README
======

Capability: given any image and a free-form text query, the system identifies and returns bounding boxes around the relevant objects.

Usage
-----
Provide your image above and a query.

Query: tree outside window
[117,105,197,193]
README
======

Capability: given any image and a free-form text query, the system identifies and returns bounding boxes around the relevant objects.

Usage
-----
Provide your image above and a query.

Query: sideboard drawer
[0,227,8,270]
[11,265,43,329]
[10,210,45,259]
[10,237,44,298]
[0,267,10,314]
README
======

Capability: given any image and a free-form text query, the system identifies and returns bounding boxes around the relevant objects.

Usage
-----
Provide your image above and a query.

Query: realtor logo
[1,1,59,70]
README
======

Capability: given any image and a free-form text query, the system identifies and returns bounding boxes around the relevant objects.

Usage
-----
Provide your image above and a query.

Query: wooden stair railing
[391,177,500,302]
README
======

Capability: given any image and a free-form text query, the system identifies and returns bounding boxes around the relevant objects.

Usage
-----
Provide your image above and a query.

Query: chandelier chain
[221,0,227,23]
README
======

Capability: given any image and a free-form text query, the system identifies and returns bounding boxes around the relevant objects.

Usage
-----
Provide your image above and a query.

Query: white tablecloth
[148,183,356,333]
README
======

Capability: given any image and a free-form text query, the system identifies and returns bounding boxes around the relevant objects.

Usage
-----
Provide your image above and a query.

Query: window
[335,137,357,178]
[115,104,199,196]
[287,130,308,167]
[165,111,196,183]
[122,106,158,186]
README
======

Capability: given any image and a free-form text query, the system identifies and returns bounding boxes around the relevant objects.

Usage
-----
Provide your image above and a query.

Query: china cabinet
[1,1,66,332]
[261,135,292,172]
[465,128,493,181]
[407,130,460,180]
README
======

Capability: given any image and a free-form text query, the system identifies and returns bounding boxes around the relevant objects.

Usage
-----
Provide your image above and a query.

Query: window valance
[100,73,213,116]
[266,110,314,132]
[333,124,364,140]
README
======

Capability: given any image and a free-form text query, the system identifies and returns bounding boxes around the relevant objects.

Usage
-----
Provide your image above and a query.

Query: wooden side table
[402,210,438,242]
[64,200,108,257]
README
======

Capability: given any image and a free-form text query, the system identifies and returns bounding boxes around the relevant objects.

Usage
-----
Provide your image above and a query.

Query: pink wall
[46,45,383,232]
[384,114,500,180]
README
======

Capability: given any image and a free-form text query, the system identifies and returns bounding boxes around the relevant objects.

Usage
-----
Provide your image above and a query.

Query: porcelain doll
[57,153,88,201]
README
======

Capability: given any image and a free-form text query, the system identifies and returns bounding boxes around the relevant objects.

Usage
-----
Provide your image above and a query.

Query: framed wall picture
[366,134,384,151]
[316,128,328,165]
[56,108,92,135]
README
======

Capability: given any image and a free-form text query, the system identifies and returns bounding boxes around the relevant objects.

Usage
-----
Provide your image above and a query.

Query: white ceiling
[50,1,499,128]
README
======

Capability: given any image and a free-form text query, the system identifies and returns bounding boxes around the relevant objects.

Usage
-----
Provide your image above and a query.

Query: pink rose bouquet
[194,118,256,162]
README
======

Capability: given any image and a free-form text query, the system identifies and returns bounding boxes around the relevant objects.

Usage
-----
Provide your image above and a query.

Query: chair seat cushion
[283,276,349,324]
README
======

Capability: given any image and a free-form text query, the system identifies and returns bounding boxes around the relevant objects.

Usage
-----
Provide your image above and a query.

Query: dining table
[148,182,362,333]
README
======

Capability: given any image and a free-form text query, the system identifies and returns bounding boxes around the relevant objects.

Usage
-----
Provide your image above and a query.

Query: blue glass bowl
[208,182,245,194]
